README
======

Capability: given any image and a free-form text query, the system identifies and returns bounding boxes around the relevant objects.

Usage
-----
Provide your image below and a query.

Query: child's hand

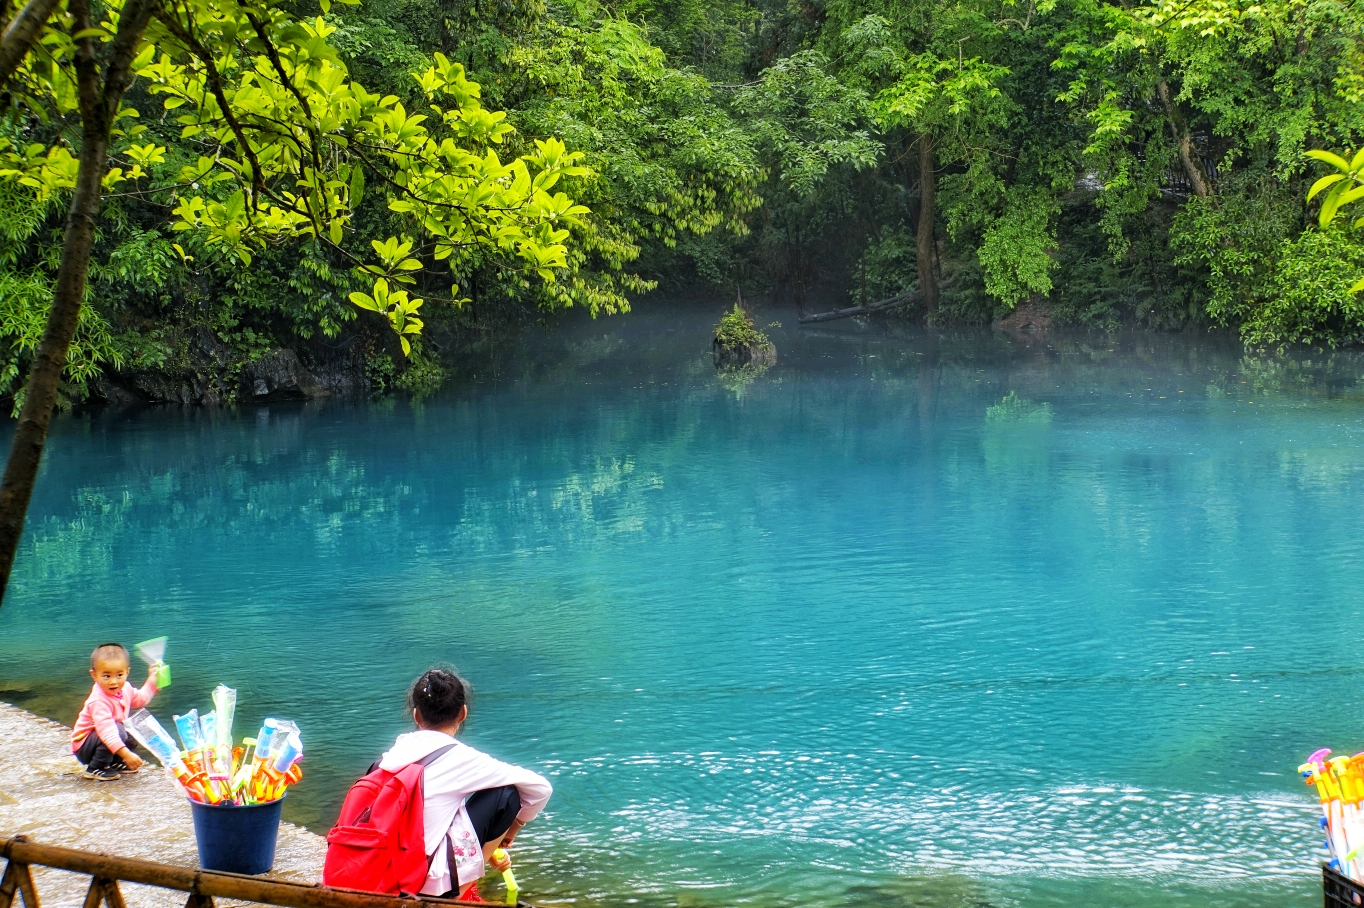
[489,850,512,873]
[147,664,160,684]
[121,750,144,771]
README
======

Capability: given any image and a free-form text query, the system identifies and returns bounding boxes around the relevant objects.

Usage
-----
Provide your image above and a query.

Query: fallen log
[797,290,919,324]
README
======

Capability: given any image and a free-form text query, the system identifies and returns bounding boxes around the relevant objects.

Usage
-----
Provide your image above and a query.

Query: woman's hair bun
[409,667,469,727]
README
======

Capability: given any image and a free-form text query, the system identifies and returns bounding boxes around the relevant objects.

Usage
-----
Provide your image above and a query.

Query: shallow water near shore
[4,301,1364,907]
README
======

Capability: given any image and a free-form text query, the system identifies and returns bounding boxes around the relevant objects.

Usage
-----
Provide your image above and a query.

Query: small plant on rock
[714,304,769,351]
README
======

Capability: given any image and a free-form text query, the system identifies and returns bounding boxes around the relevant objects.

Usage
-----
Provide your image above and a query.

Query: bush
[1242,228,1364,349]
[714,304,769,349]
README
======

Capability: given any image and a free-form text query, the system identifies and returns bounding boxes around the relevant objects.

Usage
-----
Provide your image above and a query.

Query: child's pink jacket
[71,679,158,754]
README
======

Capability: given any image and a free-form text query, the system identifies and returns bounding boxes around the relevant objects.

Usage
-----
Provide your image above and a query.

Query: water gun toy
[134,636,172,688]
[124,688,303,807]
[491,849,518,905]
[1298,747,1364,881]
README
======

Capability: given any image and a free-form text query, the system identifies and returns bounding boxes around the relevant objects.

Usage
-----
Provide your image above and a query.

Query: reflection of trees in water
[714,362,771,398]
[1207,352,1364,401]
[14,403,421,593]
[19,329,1364,596]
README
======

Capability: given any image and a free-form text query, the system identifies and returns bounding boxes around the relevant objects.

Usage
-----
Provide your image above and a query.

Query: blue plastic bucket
[188,798,285,875]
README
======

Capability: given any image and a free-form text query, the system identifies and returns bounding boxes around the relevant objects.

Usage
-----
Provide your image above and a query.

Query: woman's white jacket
[378,730,553,895]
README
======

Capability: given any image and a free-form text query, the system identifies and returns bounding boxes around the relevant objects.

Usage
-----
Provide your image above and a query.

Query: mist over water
[5,302,1364,907]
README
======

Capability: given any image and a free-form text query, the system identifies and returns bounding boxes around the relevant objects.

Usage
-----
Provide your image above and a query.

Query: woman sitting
[376,667,553,900]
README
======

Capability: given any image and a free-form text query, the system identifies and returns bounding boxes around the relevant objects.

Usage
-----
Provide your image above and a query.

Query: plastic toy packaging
[125,709,180,765]
[174,710,206,752]
[199,711,218,749]
[134,636,172,688]
[211,685,236,749]
[129,685,303,807]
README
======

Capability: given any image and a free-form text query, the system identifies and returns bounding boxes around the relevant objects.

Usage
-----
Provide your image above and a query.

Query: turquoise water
[4,304,1364,908]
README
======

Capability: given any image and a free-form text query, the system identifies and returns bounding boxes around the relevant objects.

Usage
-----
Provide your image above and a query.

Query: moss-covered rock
[713,304,776,368]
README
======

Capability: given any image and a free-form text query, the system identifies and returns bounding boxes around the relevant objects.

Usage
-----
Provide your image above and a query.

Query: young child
[71,643,158,781]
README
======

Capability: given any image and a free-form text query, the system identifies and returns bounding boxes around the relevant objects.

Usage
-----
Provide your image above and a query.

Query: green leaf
[1338,185,1364,208]
[348,291,380,311]
[1308,173,1346,202]
[348,165,364,210]
[1321,180,1350,227]
[1307,150,1353,172]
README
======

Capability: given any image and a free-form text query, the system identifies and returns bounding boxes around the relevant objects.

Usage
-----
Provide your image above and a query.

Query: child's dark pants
[75,722,137,770]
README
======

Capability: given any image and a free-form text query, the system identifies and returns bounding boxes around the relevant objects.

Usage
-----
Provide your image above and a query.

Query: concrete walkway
[0,702,326,908]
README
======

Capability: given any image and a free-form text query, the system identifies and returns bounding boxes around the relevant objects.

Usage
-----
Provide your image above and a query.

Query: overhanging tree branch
[0,0,62,89]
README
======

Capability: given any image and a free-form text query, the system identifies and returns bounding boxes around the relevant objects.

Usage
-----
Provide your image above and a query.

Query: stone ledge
[0,702,325,907]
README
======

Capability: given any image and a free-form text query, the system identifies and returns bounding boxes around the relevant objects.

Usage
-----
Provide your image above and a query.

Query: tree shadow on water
[0,675,87,724]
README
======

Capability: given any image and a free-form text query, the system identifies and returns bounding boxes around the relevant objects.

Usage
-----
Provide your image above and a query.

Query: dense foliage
[5,0,1364,409]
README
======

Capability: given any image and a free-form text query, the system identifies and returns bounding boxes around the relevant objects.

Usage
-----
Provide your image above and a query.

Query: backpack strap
[418,743,461,875]
[367,741,458,776]
[417,742,458,769]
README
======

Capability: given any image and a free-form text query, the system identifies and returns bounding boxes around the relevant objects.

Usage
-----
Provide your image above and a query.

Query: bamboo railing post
[0,860,18,908]
[101,879,127,908]
[1,862,40,908]
[15,865,36,908]
[81,877,103,908]
[0,836,37,908]
[5,863,39,908]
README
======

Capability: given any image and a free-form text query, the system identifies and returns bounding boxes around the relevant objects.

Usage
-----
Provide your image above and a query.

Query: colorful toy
[127,691,303,807]
[1299,747,1364,881]
[492,848,518,905]
[134,636,172,688]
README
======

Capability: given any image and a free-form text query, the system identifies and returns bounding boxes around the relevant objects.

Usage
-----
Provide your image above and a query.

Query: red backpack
[323,743,456,895]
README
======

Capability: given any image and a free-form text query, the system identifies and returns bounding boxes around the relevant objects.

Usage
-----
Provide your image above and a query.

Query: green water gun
[134,636,172,687]
[491,849,518,906]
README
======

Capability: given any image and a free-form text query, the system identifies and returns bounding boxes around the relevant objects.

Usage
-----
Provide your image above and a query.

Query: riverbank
[0,702,326,907]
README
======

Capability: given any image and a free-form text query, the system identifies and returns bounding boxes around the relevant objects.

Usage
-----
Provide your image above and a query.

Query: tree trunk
[0,0,154,604]
[1156,79,1211,199]
[916,133,940,318]
[0,0,65,88]
[0,129,109,604]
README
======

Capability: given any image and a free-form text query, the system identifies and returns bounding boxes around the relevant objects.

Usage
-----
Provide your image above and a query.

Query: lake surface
[4,301,1362,908]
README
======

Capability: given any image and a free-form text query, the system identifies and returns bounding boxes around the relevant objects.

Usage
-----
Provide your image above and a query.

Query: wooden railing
[0,837,493,908]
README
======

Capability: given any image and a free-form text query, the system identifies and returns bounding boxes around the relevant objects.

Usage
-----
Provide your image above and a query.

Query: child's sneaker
[111,760,139,774]
[82,767,121,781]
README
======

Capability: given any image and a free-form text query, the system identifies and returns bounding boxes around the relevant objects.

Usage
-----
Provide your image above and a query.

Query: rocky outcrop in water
[243,349,365,400]
[993,300,1053,340]
[713,337,777,368]
[712,302,777,370]
[96,328,367,407]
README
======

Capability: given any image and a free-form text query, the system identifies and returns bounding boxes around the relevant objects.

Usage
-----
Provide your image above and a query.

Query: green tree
[0,0,597,602]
